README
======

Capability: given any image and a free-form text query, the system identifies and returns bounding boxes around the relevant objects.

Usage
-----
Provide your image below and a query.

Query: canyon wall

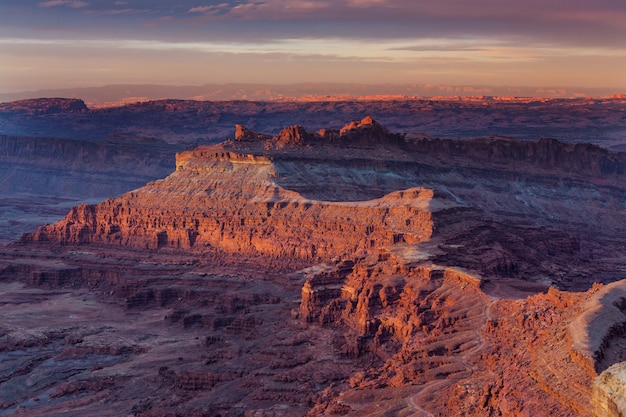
[22,119,626,290]
[23,155,440,262]
[0,134,174,198]
[0,134,177,244]
[5,118,626,416]
[2,97,625,148]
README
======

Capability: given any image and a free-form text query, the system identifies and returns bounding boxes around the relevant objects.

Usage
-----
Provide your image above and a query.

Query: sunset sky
[1,0,625,94]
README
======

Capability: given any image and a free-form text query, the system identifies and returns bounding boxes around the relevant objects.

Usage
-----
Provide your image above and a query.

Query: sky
[1,0,625,94]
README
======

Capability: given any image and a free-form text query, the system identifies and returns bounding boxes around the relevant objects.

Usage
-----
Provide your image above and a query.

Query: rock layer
[2,97,626,149]
[6,118,626,416]
[594,362,626,417]
[22,119,626,289]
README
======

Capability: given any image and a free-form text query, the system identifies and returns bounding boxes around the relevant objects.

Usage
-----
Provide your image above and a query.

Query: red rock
[5,119,626,416]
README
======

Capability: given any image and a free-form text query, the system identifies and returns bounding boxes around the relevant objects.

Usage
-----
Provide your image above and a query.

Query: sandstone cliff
[22,118,626,289]
[6,117,626,416]
[24,153,441,261]
[594,362,626,417]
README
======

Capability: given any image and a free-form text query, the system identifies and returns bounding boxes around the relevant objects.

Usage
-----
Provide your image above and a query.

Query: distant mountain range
[2,83,624,106]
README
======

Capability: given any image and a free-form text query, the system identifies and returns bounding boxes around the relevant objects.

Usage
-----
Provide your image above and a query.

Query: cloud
[349,0,388,6]
[38,0,89,8]
[189,0,334,20]
[84,8,151,16]
[18,1,626,54]
[179,0,626,49]
[188,4,230,15]
[390,44,488,52]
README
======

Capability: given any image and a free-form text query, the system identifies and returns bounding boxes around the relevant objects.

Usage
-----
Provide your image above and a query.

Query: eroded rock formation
[594,362,626,417]
[569,281,626,375]
[4,118,626,416]
[22,118,626,288]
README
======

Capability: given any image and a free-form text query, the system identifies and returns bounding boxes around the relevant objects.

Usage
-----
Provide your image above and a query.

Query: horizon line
[1,82,625,105]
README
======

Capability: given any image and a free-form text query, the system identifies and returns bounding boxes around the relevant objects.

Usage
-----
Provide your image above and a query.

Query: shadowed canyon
[1,98,626,416]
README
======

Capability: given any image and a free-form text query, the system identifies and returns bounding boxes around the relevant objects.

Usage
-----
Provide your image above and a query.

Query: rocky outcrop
[234,124,271,142]
[23,181,438,262]
[234,116,402,150]
[299,253,486,358]
[336,115,400,144]
[273,125,314,148]
[404,136,626,178]
[21,120,626,290]
[593,362,626,417]
[569,280,626,375]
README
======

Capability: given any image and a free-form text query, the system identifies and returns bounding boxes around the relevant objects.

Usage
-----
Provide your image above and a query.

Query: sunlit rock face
[23,117,626,289]
[4,118,626,416]
[594,363,626,417]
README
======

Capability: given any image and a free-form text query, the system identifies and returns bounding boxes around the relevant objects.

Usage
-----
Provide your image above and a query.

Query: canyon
[2,96,626,148]
[1,112,626,416]
[0,133,176,244]
[1,96,625,243]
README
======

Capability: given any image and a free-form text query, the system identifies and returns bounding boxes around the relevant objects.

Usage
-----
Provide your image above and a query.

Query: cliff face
[594,363,626,417]
[23,118,626,288]
[404,136,626,177]
[6,118,626,416]
[299,253,606,416]
[25,146,440,261]
[299,254,487,358]
[0,135,174,198]
[0,134,176,244]
[22,119,436,260]
[2,97,625,149]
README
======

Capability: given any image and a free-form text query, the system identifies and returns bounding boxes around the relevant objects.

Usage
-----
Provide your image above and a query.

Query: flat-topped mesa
[23,185,440,262]
[0,97,88,114]
[19,118,626,280]
[22,120,446,260]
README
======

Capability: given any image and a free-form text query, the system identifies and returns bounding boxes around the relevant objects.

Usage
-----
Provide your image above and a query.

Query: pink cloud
[189,4,230,15]
[38,0,89,8]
